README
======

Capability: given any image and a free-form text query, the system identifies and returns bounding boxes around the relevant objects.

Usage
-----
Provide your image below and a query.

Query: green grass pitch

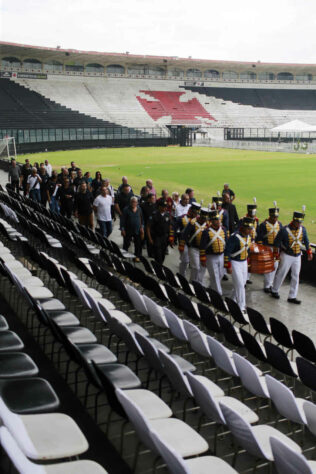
[28,146,316,242]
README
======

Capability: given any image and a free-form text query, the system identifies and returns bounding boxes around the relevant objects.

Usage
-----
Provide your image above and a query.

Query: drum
[249,244,274,274]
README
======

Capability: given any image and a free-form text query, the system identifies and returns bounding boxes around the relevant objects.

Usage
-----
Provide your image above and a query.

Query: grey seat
[220,402,301,463]
[0,425,108,474]
[0,353,39,378]
[151,429,238,474]
[270,435,316,474]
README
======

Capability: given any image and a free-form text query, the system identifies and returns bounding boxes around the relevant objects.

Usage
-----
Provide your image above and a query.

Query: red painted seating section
[137,90,216,124]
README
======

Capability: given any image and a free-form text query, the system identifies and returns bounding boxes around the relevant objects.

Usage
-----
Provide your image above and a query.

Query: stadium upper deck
[2,40,316,84]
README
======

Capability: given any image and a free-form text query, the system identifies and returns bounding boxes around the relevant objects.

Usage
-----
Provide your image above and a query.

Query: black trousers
[10,180,20,193]
[123,233,142,257]
[152,236,168,264]
[60,201,73,219]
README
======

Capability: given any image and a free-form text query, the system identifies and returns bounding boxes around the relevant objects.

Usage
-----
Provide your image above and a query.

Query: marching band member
[271,208,313,304]
[225,217,254,312]
[183,206,208,283]
[257,202,282,293]
[200,210,228,294]
[212,195,229,230]
[178,202,201,277]
[240,198,259,284]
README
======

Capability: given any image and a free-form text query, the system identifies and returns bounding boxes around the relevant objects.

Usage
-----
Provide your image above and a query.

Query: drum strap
[231,234,251,257]
[286,226,304,249]
[206,227,226,248]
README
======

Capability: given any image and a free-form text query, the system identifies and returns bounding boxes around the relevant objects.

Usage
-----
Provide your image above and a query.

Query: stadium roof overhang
[1,41,316,73]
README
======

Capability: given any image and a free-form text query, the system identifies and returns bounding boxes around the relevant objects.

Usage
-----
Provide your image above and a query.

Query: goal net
[0,137,17,161]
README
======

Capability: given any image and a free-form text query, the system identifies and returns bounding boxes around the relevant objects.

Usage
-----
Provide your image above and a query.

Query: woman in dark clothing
[92,171,103,197]
[57,178,75,219]
[39,166,49,207]
[74,182,94,228]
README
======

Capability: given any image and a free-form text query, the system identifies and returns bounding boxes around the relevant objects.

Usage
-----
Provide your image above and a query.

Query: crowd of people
[7,157,313,312]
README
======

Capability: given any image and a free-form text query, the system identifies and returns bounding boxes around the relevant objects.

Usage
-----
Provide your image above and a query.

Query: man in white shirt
[27,167,42,202]
[44,159,53,177]
[93,185,113,237]
[175,193,191,218]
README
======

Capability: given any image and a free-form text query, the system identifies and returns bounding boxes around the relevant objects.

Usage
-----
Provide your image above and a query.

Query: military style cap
[247,204,257,210]
[209,210,220,220]
[212,196,223,205]
[200,207,209,217]
[293,211,304,222]
[157,198,168,207]
[241,217,254,228]
[191,202,201,211]
[269,208,279,217]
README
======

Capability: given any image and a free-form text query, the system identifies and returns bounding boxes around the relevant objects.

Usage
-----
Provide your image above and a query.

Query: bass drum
[249,244,274,274]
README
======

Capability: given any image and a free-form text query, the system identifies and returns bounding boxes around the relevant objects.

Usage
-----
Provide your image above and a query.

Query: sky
[1,0,316,64]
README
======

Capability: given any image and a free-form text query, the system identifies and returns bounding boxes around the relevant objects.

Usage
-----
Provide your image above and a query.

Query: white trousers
[189,247,206,284]
[272,252,301,299]
[264,260,279,289]
[206,253,224,295]
[231,260,248,311]
[179,245,189,276]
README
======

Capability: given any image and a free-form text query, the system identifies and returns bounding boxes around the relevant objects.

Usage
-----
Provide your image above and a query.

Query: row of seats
[0,195,316,470]
[1,187,316,385]
[0,78,132,130]
[0,218,242,473]
[0,233,108,472]
[2,186,316,373]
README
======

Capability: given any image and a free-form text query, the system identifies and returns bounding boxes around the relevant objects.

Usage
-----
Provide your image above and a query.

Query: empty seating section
[8,75,316,131]
[183,85,316,128]
[1,187,316,472]
[13,76,168,131]
[184,86,316,110]
[0,78,126,130]
[136,90,216,125]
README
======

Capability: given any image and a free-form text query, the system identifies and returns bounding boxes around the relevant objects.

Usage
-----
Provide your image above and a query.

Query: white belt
[264,222,279,238]
[286,226,304,250]
[231,234,250,257]
[206,228,226,249]
[189,223,206,244]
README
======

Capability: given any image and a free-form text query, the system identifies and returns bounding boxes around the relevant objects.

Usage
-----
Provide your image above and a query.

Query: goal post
[0,137,17,161]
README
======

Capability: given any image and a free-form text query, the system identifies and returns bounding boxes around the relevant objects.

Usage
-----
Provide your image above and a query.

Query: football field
[28,146,316,242]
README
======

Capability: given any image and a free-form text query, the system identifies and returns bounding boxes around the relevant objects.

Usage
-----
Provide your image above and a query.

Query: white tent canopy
[271,120,316,133]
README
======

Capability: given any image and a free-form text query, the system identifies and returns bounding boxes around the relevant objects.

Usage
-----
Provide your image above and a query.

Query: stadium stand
[10,74,316,132]
[0,78,127,129]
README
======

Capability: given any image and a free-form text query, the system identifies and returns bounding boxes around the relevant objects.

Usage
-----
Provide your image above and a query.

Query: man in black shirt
[73,169,87,188]
[21,159,32,196]
[222,192,239,234]
[121,196,144,261]
[57,167,69,184]
[8,159,21,193]
[57,178,75,218]
[141,193,156,256]
[114,184,134,218]
[117,176,134,194]
[68,161,80,175]
[147,199,174,264]
[222,183,235,201]
[74,182,94,228]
